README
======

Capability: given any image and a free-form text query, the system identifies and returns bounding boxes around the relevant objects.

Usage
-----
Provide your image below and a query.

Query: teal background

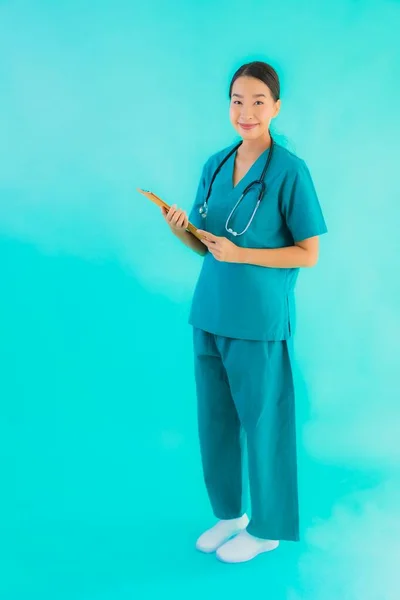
[1,1,399,599]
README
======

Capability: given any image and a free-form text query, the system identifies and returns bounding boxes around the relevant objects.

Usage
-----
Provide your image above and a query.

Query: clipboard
[137,188,203,240]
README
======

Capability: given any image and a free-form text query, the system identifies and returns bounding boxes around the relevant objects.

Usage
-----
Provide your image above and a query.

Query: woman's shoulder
[273,142,308,173]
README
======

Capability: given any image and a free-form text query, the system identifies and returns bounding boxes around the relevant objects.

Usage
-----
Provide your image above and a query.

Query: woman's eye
[233,100,264,105]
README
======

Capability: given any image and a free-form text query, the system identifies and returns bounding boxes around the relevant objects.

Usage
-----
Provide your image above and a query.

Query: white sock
[195,514,249,553]
[216,530,279,563]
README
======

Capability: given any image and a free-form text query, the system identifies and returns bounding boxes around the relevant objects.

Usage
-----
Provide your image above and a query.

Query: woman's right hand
[161,204,189,233]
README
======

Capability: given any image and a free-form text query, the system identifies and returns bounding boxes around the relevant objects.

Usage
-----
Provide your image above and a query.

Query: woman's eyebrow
[232,93,267,98]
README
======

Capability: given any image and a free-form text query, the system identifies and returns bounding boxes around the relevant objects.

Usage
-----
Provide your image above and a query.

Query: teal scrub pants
[193,327,299,542]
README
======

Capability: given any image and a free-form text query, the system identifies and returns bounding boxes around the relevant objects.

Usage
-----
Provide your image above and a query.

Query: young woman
[161,61,328,564]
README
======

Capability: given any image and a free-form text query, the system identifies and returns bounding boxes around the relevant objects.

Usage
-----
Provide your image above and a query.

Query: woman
[161,61,327,563]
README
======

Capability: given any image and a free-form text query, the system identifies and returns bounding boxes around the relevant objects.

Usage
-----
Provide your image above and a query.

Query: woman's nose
[240,109,254,118]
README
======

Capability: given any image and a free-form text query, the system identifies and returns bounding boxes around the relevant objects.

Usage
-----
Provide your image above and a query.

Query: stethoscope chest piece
[199,203,208,218]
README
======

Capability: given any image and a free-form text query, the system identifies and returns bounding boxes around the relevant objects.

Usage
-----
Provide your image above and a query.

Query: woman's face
[229,75,280,141]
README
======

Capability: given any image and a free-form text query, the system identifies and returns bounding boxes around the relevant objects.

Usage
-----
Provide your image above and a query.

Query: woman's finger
[169,206,180,221]
[175,213,185,228]
[177,212,186,229]
[202,232,218,243]
[167,204,177,223]
[201,233,217,245]
[171,210,183,225]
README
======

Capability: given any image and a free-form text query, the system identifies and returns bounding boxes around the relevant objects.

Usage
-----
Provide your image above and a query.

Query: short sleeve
[188,159,210,229]
[281,160,328,242]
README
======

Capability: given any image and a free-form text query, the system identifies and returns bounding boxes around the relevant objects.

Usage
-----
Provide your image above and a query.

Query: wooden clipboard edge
[137,188,203,240]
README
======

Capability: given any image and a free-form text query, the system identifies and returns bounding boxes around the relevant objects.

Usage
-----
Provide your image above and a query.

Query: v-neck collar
[229,146,271,193]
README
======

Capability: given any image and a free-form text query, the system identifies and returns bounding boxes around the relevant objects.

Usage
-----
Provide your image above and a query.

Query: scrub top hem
[188,321,294,342]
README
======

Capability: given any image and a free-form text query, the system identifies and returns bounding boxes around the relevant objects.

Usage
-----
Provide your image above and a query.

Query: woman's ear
[273,99,281,118]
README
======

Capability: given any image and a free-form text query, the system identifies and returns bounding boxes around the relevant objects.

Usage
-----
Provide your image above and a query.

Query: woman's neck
[238,131,272,161]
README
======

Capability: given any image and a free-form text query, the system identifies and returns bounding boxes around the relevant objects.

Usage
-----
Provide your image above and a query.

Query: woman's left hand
[197,230,243,263]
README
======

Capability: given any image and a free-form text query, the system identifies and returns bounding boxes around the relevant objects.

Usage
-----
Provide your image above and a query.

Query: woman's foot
[216,530,279,563]
[195,514,249,553]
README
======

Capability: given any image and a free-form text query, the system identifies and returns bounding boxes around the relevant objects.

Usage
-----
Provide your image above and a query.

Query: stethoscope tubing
[199,136,275,237]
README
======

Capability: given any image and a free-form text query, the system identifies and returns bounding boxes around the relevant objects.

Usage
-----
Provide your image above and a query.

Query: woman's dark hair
[228,61,280,102]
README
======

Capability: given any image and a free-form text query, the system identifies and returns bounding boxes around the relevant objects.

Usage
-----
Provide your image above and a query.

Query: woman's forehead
[231,76,272,96]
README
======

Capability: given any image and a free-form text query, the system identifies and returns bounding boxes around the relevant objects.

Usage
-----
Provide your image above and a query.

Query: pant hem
[246,523,300,542]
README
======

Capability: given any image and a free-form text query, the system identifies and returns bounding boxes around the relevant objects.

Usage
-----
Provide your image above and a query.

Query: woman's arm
[197,230,319,267]
[172,228,208,256]
[240,237,319,268]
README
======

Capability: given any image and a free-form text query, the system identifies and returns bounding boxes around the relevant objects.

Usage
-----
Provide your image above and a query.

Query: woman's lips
[239,123,259,130]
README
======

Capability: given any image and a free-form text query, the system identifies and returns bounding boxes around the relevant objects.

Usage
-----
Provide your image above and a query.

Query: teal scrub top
[188,141,328,341]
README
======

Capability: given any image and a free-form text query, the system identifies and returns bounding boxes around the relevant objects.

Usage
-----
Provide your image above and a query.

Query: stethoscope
[199,135,275,236]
